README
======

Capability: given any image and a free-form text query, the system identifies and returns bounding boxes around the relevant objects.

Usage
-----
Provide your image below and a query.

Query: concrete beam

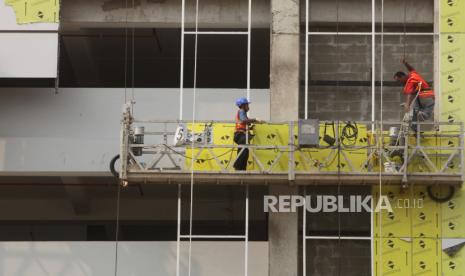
[61,0,433,31]
[61,0,270,29]
[307,0,434,25]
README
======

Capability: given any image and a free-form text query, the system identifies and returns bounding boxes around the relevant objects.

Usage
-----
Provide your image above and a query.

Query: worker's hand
[401,58,407,64]
[403,113,412,123]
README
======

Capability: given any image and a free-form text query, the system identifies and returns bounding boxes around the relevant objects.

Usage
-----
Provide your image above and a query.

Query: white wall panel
[0,0,59,78]
[0,88,270,173]
[0,241,268,276]
[0,1,59,31]
[0,33,58,78]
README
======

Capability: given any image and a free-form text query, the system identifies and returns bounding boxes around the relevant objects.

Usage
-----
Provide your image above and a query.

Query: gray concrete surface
[301,34,434,121]
[268,1,300,276]
[61,0,433,30]
[268,184,300,276]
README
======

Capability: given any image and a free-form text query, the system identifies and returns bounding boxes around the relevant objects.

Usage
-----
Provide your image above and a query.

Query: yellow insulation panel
[373,185,465,275]
[5,0,60,24]
[374,237,412,276]
[442,245,465,276]
[185,122,368,173]
[441,186,465,239]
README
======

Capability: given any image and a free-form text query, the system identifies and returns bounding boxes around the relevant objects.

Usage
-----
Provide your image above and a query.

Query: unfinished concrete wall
[301,34,434,121]
[61,0,270,29]
[305,239,371,276]
[61,0,433,29]
[305,0,433,25]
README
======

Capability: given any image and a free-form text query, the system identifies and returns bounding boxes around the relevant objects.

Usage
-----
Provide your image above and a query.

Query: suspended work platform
[118,113,464,186]
[122,171,463,186]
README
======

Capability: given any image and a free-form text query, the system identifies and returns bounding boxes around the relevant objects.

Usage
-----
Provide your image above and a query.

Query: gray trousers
[412,97,435,131]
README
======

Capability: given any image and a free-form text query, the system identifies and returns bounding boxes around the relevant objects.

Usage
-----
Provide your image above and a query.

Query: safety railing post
[120,109,131,181]
[461,123,464,182]
[289,121,295,181]
[302,186,307,276]
[402,123,410,185]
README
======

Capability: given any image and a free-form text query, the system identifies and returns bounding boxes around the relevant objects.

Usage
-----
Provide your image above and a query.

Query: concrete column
[269,1,300,276]
[270,0,300,123]
[268,184,299,276]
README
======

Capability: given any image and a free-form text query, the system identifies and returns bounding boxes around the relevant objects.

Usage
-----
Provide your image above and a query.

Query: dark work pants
[233,132,249,171]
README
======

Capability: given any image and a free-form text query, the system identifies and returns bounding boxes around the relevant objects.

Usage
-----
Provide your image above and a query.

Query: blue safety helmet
[235,97,251,107]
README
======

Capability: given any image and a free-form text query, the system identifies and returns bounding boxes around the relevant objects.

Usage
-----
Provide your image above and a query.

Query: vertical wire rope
[303,1,309,272]
[176,183,181,276]
[377,0,385,275]
[244,2,252,274]
[302,186,307,276]
[131,0,136,113]
[176,0,186,274]
[114,182,122,276]
[304,0,309,119]
[54,0,63,95]
[403,2,414,274]
[114,2,129,274]
[244,184,249,276]
[335,1,342,274]
[188,0,201,275]
[179,0,186,120]
[371,0,376,132]
[246,0,252,101]
[403,0,407,60]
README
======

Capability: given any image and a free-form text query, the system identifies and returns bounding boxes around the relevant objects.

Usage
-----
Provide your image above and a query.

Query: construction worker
[394,59,435,131]
[233,97,262,171]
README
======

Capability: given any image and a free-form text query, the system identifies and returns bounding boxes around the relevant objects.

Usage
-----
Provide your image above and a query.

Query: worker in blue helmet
[233,97,263,170]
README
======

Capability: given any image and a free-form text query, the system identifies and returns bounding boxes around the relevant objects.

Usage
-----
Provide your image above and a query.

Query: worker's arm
[402,59,415,72]
[239,110,258,124]
[404,93,414,113]
[242,118,258,124]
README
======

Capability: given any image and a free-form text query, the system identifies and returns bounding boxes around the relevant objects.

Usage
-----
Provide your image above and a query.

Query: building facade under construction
[0,0,464,275]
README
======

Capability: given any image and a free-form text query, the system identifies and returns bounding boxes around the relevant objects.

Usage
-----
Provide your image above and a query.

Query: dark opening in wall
[58,28,270,88]
[0,184,268,241]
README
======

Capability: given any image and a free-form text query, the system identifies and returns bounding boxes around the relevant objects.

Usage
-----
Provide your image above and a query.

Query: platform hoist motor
[173,123,213,147]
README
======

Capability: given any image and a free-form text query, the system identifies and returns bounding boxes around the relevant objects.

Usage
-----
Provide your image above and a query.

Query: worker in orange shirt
[394,59,435,131]
[233,97,263,171]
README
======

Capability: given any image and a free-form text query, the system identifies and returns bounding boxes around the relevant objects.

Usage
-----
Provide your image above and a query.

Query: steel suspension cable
[114,0,130,274]
[54,0,63,95]
[335,1,342,275]
[175,1,186,275]
[115,0,137,274]
[371,0,376,132]
[131,0,136,114]
[246,0,252,101]
[377,0,385,275]
[188,0,201,274]
[403,0,407,60]
[404,1,414,274]
[304,0,309,119]
[179,3,185,120]
[245,3,252,274]
[114,181,122,276]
